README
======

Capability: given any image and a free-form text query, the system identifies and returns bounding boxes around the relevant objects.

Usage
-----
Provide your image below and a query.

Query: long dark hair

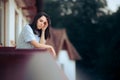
[29,12,51,39]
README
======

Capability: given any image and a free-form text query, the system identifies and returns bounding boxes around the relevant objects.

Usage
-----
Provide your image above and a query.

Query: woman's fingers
[42,23,48,31]
[51,48,56,57]
[48,46,56,58]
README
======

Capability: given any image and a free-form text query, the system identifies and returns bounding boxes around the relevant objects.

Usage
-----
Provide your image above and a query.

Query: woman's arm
[31,40,49,48]
[39,21,48,44]
[30,40,56,57]
[39,30,46,44]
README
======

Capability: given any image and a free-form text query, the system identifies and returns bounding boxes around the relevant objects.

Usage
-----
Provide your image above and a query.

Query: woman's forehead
[39,16,47,21]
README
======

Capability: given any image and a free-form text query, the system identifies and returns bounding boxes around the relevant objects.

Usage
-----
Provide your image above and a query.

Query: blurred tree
[94,7,120,80]
[44,0,120,80]
[44,0,107,63]
[44,0,107,27]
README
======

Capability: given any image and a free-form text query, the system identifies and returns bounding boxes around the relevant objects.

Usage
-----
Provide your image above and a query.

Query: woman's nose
[41,22,44,26]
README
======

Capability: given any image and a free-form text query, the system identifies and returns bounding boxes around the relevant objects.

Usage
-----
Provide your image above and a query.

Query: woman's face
[36,16,48,30]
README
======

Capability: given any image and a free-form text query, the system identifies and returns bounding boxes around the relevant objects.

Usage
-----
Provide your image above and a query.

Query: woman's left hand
[42,22,48,31]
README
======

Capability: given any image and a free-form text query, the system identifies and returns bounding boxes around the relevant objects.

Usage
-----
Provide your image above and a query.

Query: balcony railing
[0,47,68,80]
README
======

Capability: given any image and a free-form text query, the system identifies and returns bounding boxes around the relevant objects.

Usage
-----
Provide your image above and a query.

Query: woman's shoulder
[23,24,33,31]
[24,24,31,29]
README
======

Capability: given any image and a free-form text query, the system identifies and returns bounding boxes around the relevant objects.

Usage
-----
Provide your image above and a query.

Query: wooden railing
[0,47,68,80]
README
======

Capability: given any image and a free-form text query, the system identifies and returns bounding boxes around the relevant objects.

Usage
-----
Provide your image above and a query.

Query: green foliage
[44,0,120,80]
[44,0,107,27]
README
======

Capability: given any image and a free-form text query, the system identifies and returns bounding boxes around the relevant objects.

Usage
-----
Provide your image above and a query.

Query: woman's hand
[47,45,56,58]
[42,22,48,31]
[40,22,48,44]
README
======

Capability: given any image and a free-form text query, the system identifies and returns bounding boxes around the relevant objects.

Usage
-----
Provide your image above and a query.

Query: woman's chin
[37,27,42,30]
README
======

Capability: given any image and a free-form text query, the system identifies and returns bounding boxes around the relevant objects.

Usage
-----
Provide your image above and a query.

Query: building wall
[0,0,28,46]
[57,50,76,80]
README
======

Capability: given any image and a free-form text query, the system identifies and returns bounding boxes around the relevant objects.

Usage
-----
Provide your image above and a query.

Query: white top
[16,24,40,49]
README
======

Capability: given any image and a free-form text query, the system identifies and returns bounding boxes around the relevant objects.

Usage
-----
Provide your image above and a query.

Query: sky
[106,0,120,12]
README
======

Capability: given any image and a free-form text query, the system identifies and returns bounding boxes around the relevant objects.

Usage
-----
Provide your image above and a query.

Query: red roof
[46,27,81,60]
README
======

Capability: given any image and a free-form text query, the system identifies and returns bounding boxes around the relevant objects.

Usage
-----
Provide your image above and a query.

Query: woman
[16,12,56,57]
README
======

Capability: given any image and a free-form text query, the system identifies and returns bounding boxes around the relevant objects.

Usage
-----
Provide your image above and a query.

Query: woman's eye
[39,19,43,22]
[44,22,46,25]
